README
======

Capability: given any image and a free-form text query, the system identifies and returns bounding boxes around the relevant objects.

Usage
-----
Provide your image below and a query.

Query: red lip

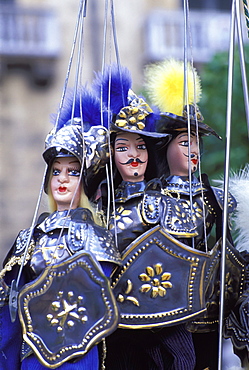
[58,186,67,193]
[131,162,139,167]
[191,159,198,165]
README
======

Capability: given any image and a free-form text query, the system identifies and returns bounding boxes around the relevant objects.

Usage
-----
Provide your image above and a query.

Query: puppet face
[167,132,199,176]
[114,132,148,182]
[50,157,81,211]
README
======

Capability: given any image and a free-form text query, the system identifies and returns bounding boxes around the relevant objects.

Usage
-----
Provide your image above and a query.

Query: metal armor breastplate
[30,233,71,276]
[158,176,218,250]
[109,181,150,253]
[29,209,121,277]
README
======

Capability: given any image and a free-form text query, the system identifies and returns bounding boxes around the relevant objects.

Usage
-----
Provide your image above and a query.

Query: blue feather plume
[51,87,109,130]
[92,63,132,115]
[145,112,161,132]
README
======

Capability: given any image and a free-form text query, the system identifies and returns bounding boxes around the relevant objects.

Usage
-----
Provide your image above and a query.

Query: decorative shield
[111,225,220,329]
[18,252,119,368]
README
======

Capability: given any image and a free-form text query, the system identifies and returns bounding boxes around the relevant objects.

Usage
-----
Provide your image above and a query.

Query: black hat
[92,64,171,141]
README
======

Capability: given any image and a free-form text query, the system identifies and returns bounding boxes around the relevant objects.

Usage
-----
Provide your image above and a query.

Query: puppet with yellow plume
[142,59,245,370]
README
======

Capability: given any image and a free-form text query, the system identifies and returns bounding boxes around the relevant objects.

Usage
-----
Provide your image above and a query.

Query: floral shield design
[18,252,119,368]
[111,225,220,329]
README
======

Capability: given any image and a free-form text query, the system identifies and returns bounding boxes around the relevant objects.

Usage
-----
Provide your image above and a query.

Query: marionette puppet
[92,65,201,370]
[0,89,121,370]
[143,58,248,370]
[92,65,170,251]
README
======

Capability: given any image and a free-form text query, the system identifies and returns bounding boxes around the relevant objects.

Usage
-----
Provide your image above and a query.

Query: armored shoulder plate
[18,252,119,368]
[13,228,33,257]
[160,175,205,197]
[141,193,162,224]
[0,228,35,284]
[160,196,199,237]
[115,181,146,202]
[68,222,121,265]
[35,209,121,267]
[211,187,237,214]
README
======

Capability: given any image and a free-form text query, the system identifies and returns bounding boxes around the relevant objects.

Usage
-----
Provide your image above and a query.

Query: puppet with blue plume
[0,85,121,369]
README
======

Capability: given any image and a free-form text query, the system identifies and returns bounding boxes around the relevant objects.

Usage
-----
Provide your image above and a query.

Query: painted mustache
[183,153,199,159]
[119,158,147,165]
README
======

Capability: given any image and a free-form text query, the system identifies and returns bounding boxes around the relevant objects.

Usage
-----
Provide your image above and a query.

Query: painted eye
[180,141,189,147]
[137,144,147,150]
[52,169,60,176]
[68,169,80,176]
[116,146,128,152]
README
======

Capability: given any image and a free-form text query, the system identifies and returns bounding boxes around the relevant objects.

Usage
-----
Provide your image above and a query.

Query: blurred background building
[0,0,247,368]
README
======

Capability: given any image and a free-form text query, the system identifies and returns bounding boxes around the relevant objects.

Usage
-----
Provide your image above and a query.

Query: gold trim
[118,308,207,329]
[0,241,35,280]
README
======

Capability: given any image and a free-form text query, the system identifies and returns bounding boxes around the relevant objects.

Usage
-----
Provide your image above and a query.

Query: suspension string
[8,168,47,321]
[187,17,208,252]
[53,1,87,255]
[242,0,249,37]
[218,1,236,369]
[190,63,208,252]
[107,68,118,249]
[188,31,208,252]
[109,0,123,248]
[235,0,249,137]
[47,0,87,252]
[100,0,109,125]
[99,0,120,249]
[99,0,113,231]
[100,0,111,227]
[54,0,85,131]
[15,171,46,288]
[196,145,208,252]
[183,0,195,249]
[71,0,86,120]
[47,0,88,261]
[108,2,119,247]
[105,63,113,228]
[110,0,125,107]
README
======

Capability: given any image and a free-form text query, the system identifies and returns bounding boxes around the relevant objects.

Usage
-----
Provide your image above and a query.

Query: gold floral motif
[139,263,172,298]
[117,279,140,307]
[47,290,88,333]
[111,207,133,231]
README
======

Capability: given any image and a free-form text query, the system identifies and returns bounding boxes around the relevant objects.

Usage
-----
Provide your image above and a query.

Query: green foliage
[199,46,249,182]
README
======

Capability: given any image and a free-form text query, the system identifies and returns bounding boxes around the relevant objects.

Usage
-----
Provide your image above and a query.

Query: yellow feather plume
[144,59,201,116]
